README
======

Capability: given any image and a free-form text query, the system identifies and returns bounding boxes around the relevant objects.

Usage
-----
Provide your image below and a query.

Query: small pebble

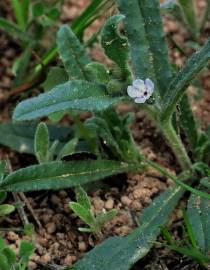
[105,198,114,210]
[46,222,56,234]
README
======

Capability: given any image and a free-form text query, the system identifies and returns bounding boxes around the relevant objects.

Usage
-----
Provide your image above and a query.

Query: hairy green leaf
[0,160,136,192]
[85,62,109,84]
[118,0,172,98]
[13,80,124,121]
[57,138,78,160]
[161,39,210,122]
[57,25,90,79]
[70,202,95,227]
[187,194,210,253]
[101,15,129,74]
[75,186,91,210]
[43,67,69,92]
[34,122,49,163]
[179,94,199,155]
[42,66,69,122]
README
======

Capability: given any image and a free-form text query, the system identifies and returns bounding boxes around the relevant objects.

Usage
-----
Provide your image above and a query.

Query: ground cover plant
[0,0,210,269]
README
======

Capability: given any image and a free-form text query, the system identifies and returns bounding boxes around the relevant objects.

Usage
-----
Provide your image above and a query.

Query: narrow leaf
[12,0,27,30]
[57,138,78,160]
[118,0,172,97]
[75,186,91,210]
[34,122,49,163]
[161,39,210,122]
[57,25,90,79]
[0,160,136,192]
[187,194,210,253]
[179,94,199,155]
[70,202,95,227]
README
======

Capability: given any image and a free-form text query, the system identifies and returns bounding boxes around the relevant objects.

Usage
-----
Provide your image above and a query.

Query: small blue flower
[127,78,154,103]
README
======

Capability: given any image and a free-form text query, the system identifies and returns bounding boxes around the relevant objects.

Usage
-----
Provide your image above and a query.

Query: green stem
[143,158,210,200]
[161,120,192,171]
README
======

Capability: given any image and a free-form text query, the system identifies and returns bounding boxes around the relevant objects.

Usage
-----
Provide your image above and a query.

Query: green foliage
[57,25,90,79]
[164,0,210,41]
[101,15,130,76]
[187,194,210,254]
[0,238,35,270]
[65,187,183,270]
[161,39,210,122]
[56,138,78,160]
[13,80,124,121]
[84,62,109,84]
[161,198,210,268]
[0,165,15,217]
[85,109,141,163]
[179,94,199,156]
[178,0,198,40]
[34,122,50,163]
[0,160,137,192]
[69,186,117,234]
[118,0,172,99]
[42,67,69,92]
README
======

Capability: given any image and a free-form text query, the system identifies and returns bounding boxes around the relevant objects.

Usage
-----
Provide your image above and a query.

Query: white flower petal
[134,96,147,103]
[127,86,140,98]
[133,79,144,89]
[145,78,154,92]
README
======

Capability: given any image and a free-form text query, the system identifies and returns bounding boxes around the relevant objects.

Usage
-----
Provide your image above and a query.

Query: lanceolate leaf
[34,122,49,163]
[101,15,129,74]
[57,25,90,80]
[117,0,152,80]
[118,0,172,97]
[13,80,124,121]
[161,39,210,122]
[65,187,183,270]
[0,160,136,192]
[187,194,210,253]
[179,0,198,40]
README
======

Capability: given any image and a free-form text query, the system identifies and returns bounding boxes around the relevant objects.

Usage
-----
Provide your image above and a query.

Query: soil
[0,0,210,269]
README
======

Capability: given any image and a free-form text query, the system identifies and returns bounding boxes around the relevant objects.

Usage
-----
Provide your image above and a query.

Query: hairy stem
[160,120,192,171]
